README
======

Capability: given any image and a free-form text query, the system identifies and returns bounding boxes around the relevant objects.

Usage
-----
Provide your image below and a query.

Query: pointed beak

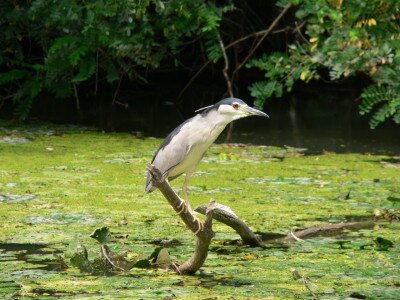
[244,106,269,118]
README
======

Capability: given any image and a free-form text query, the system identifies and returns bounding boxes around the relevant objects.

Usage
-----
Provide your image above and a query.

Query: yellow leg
[182,174,192,212]
[182,174,203,233]
[176,200,185,214]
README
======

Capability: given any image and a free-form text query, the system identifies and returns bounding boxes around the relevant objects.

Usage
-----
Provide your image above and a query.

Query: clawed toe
[175,198,202,234]
[194,218,203,235]
[177,200,186,214]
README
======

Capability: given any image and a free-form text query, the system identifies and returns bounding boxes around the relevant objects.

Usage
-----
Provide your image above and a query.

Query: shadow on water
[0,243,65,271]
[194,273,253,289]
[199,276,253,289]
[0,243,100,298]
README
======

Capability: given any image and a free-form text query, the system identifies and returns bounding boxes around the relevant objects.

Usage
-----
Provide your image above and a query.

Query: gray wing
[145,118,192,193]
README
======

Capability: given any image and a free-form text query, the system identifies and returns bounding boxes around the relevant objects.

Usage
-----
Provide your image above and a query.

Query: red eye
[232,103,239,109]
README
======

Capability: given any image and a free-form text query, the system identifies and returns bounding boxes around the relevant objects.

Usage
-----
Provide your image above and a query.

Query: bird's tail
[145,171,156,193]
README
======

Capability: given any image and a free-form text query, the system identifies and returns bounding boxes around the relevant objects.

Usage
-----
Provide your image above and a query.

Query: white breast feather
[167,111,230,177]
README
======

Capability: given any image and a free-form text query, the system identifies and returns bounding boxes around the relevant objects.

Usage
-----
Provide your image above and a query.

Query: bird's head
[196,98,269,122]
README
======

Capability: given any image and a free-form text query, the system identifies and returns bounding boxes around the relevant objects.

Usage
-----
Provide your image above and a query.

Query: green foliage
[204,31,223,63]
[0,0,231,119]
[90,227,111,244]
[65,236,93,272]
[63,227,171,274]
[374,237,394,251]
[387,196,400,208]
[247,0,400,128]
[360,85,400,128]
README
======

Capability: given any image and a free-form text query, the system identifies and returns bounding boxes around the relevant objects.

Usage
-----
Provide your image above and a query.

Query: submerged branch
[101,244,126,271]
[282,220,374,242]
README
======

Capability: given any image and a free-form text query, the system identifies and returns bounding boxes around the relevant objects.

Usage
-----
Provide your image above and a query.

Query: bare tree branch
[232,4,292,80]
[178,199,216,274]
[73,84,80,110]
[178,61,212,100]
[217,32,235,142]
[217,33,233,98]
[146,163,215,275]
[195,204,262,247]
[112,75,123,105]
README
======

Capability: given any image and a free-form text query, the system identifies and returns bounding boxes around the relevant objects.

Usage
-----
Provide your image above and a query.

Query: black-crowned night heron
[145,98,268,229]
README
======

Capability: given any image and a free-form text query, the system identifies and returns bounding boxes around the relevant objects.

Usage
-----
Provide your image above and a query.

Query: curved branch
[146,163,215,274]
[217,33,233,98]
[195,204,262,247]
[178,199,215,274]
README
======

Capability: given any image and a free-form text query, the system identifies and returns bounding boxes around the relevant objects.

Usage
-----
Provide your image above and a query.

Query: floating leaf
[90,227,111,244]
[374,237,394,251]
[149,246,163,261]
[387,196,400,208]
[303,276,318,293]
[65,235,83,258]
[65,236,92,272]
[219,153,228,160]
[70,251,92,272]
[334,240,350,249]
[154,248,170,265]
[349,292,367,299]
[290,268,302,280]
[131,259,151,268]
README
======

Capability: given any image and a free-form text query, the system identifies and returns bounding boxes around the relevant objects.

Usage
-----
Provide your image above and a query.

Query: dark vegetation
[1,0,399,131]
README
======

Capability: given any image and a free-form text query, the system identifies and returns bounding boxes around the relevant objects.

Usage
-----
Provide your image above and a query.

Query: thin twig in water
[101,245,126,271]
[289,231,304,242]
[172,262,182,275]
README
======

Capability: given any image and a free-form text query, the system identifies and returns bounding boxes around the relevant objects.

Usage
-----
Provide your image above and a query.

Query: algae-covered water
[0,125,399,299]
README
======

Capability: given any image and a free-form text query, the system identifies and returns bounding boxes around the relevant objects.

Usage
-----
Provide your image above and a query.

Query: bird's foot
[176,200,187,214]
[194,218,204,235]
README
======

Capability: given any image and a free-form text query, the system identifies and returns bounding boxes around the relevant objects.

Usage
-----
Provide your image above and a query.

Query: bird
[145,97,268,218]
